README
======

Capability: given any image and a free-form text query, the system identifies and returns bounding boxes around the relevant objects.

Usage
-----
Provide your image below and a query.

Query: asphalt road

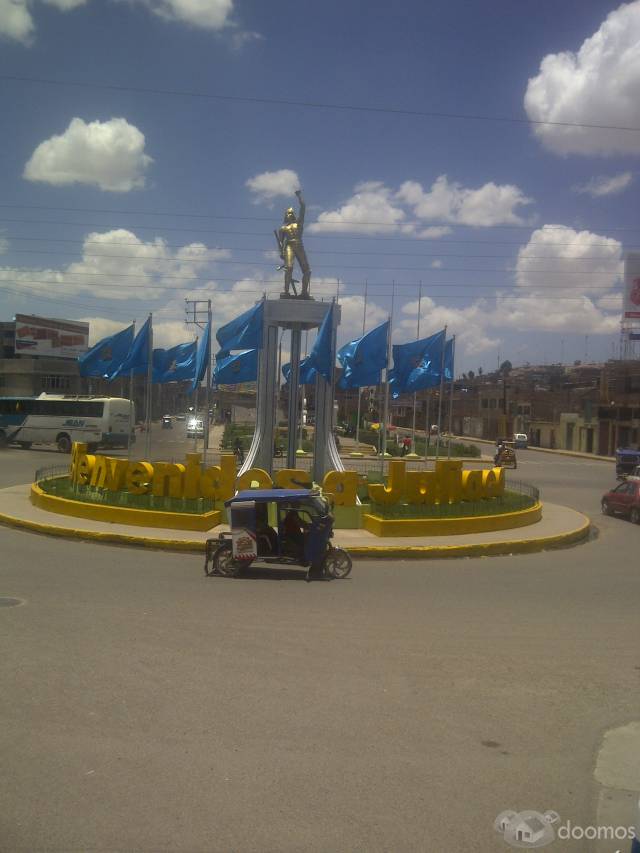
[1,434,639,853]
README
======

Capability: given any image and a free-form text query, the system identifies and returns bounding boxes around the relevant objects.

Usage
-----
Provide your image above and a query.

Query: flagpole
[424,390,431,465]
[435,325,447,460]
[447,335,456,459]
[355,280,368,448]
[204,299,212,461]
[127,320,136,461]
[193,335,199,453]
[381,281,395,470]
[144,314,153,459]
[411,281,422,454]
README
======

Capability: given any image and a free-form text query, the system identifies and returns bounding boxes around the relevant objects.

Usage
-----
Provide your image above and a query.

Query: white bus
[0,394,134,452]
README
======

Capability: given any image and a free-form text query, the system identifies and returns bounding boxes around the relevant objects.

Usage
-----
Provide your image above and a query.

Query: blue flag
[110,316,152,380]
[214,349,258,385]
[389,329,445,398]
[191,319,211,392]
[304,303,334,383]
[79,324,134,379]
[216,302,263,356]
[282,356,317,386]
[337,320,389,389]
[154,341,197,384]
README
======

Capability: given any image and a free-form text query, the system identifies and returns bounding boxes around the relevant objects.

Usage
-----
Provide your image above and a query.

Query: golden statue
[275,189,311,298]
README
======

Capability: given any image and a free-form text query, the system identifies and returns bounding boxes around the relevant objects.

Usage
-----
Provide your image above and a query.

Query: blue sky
[1,0,639,373]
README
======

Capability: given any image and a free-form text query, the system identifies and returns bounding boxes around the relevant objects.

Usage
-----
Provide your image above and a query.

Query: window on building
[481,399,488,409]
[489,399,497,409]
[41,375,71,391]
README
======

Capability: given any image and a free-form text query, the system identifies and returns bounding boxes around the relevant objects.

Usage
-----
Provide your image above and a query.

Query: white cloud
[336,295,388,345]
[390,223,624,360]
[309,182,406,235]
[398,295,500,357]
[524,1,640,156]
[310,177,532,236]
[24,117,153,192]
[574,172,634,197]
[0,0,86,44]
[397,175,532,226]
[139,0,234,29]
[515,224,622,294]
[0,229,230,302]
[245,169,300,204]
[42,0,87,9]
[0,0,35,42]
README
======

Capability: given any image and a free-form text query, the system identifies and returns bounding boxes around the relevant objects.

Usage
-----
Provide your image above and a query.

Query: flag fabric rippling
[337,320,388,389]
[214,349,258,385]
[389,329,445,398]
[79,324,134,379]
[216,302,263,356]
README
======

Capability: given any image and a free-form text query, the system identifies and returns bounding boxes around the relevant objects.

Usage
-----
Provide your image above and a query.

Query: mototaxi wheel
[57,434,72,453]
[213,543,242,577]
[323,546,352,579]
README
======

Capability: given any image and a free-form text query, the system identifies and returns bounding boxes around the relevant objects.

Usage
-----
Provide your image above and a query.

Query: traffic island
[0,446,590,558]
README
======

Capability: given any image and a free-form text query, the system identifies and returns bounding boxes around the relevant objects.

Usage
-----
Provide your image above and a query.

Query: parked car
[513,433,528,449]
[601,480,640,524]
[187,418,205,438]
[161,415,173,429]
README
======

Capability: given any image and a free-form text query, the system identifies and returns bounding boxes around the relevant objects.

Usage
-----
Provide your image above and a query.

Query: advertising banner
[623,253,640,320]
[14,314,89,359]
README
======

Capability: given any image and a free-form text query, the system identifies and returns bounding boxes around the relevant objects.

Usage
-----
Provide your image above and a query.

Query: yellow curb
[347,515,591,558]
[30,482,222,532]
[0,507,591,558]
[0,509,205,551]
[362,502,542,537]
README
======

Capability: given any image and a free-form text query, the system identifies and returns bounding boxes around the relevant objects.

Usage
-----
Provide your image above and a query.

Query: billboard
[623,253,640,320]
[14,314,89,359]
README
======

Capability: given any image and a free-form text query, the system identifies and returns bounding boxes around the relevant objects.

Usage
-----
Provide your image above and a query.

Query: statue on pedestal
[275,189,312,299]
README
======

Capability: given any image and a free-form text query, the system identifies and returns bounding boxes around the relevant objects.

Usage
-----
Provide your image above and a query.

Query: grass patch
[39,476,215,514]
[367,490,536,519]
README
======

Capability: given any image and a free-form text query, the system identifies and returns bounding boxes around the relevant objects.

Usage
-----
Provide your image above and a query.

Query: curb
[451,436,614,463]
[0,506,592,559]
[346,516,591,559]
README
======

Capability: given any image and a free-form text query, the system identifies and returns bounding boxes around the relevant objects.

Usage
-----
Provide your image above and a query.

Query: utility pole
[185,299,212,454]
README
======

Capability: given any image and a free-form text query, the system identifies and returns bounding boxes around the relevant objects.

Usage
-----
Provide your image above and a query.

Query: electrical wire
[3,74,640,134]
[2,241,633,264]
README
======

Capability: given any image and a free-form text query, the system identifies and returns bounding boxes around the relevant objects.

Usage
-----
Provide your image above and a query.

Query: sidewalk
[0,483,591,559]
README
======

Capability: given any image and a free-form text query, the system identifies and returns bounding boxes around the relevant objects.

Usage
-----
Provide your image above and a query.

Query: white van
[513,433,528,449]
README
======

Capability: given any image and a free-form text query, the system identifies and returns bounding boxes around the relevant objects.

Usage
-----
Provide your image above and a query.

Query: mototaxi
[495,442,518,469]
[204,488,352,581]
[616,447,640,479]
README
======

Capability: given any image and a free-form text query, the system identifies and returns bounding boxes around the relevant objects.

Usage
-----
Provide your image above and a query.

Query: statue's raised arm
[295,189,306,230]
[277,189,312,299]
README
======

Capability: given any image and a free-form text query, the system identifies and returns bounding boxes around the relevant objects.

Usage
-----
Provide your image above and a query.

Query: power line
[3,74,640,134]
[1,274,625,293]
[2,240,633,263]
[1,206,640,233]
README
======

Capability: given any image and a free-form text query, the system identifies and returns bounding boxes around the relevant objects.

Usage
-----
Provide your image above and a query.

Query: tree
[478,366,483,376]
[467,369,475,380]
[500,360,512,374]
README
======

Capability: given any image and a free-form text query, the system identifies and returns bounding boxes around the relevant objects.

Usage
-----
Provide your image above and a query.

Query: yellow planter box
[363,502,542,537]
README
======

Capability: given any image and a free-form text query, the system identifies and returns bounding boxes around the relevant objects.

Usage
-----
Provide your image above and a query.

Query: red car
[601,479,640,524]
